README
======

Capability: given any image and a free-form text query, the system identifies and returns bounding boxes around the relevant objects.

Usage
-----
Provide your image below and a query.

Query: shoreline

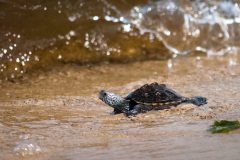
[0,54,240,160]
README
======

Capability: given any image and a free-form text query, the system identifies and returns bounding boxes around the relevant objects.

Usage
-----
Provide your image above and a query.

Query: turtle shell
[125,82,184,104]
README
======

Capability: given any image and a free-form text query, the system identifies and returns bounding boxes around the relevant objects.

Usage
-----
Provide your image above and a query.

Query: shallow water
[1,0,240,79]
[1,1,240,159]
[0,54,240,160]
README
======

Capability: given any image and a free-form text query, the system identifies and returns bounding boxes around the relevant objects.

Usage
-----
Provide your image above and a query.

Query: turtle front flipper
[113,108,123,114]
[125,104,150,116]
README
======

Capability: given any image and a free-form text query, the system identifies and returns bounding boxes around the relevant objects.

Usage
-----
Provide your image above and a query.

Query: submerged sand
[0,54,240,160]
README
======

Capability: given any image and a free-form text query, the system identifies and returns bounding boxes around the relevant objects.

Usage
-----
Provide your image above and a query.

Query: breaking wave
[0,0,240,79]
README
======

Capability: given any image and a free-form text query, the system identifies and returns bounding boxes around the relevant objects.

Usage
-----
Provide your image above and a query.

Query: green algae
[209,120,240,133]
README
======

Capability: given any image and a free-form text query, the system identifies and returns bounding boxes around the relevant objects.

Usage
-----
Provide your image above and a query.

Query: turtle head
[99,90,126,108]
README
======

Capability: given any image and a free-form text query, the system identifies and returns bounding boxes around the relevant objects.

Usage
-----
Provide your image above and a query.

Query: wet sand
[0,54,240,160]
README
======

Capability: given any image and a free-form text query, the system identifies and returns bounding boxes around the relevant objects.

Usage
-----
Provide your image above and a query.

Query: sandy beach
[0,54,239,160]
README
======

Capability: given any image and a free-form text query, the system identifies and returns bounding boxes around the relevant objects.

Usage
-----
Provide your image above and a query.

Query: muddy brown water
[0,54,240,160]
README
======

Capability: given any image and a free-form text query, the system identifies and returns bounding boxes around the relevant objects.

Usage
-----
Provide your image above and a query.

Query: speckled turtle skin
[99,82,207,116]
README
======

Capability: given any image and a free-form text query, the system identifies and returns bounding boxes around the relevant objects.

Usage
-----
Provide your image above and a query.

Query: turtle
[98,82,207,116]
